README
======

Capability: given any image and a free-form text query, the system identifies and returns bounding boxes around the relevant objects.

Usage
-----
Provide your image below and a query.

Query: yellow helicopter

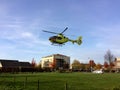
[43,27,82,45]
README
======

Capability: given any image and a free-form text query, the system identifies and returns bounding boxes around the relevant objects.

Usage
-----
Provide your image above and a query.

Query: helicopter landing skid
[51,43,65,46]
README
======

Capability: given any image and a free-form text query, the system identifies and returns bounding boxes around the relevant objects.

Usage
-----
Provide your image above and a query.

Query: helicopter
[43,27,82,46]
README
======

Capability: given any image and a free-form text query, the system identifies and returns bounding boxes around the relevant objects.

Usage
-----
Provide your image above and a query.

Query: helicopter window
[57,37,62,40]
[51,36,57,38]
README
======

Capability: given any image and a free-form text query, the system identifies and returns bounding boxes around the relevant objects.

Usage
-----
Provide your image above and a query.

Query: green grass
[0,72,120,90]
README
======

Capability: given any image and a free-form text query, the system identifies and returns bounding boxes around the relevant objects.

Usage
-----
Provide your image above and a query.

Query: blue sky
[0,0,120,64]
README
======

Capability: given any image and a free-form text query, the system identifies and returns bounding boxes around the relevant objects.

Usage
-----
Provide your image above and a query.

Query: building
[0,59,32,72]
[19,62,33,72]
[0,59,20,72]
[41,54,70,70]
[113,58,120,72]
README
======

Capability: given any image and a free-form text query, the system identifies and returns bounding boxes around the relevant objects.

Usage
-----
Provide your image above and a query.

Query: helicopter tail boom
[69,36,82,45]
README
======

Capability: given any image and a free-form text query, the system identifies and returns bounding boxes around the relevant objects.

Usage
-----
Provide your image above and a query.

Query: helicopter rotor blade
[42,30,59,34]
[61,27,68,34]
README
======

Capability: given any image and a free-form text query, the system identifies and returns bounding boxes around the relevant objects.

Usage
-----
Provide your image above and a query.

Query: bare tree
[104,50,115,64]
[104,50,115,71]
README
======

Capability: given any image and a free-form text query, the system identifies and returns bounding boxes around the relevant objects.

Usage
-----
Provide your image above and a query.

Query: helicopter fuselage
[43,27,82,45]
[49,34,69,44]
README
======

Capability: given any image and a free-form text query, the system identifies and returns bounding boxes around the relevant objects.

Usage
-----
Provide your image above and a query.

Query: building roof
[42,54,70,58]
[0,59,32,68]
[0,59,19,68]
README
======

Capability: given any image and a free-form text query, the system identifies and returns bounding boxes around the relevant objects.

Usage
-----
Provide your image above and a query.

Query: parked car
[92,69,103,74]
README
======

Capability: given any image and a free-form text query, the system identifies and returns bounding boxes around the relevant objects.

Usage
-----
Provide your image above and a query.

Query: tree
[85,64,90,71]
[89,60,96,67]
[72,60,81,70]
[31,58,36,67]
[89,60,96,71]
[104,50,115,64]
[95,63,102,70]
[109,62,115,68]
[104,50,115,71]
[80,63,86,71]
[104,61,109,69]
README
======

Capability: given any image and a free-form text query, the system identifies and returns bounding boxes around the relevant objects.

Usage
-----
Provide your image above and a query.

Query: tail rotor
[69,36,82,45]
[77,36,82,45]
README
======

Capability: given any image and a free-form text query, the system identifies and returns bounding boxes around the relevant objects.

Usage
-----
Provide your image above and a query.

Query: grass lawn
[0,72,120,90]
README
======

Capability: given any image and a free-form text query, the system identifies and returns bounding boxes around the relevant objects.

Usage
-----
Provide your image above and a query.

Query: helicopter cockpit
[49,36,62,41]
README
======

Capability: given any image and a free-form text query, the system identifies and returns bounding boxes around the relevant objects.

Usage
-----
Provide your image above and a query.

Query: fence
[0,76,68,90]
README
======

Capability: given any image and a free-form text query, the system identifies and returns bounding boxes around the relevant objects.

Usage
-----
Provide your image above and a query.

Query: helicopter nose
[49,38,51,40]
[49,36,56,42]
[49,37,52,40]
[49,37,54,41]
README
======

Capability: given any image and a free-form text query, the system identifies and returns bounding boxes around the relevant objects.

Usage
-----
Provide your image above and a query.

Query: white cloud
[21,32,34,39]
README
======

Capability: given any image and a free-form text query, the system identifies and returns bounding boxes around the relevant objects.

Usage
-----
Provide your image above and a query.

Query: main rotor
[42,27,68,35]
